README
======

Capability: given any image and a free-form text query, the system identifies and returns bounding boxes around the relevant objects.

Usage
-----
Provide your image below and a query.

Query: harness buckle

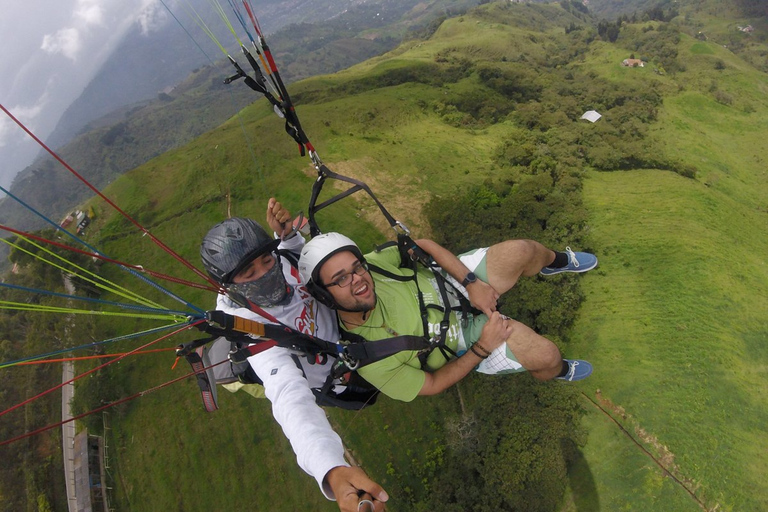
[391,220,411,237]
[223,70,246,84]
[338,350,361,371]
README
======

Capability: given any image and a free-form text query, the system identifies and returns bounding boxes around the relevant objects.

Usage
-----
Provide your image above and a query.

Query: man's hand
[465,279,500,317]
[477,311,513,352]
[265,197,294,239]
[326,466,388,512]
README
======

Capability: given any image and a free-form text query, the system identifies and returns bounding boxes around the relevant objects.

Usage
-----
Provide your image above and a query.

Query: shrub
[714,90,733,105]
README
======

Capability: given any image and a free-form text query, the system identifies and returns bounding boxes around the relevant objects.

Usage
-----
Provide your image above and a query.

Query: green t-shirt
[346,247,466,402]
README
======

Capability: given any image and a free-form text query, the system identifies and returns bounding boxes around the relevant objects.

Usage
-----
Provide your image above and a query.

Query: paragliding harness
[306,155,482,373]
[178,250,439,411]
[208,22,479,410]
[177,306,436,412]
[178,222,478,413]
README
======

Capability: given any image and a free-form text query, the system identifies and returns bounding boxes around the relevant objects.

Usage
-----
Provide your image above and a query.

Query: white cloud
[0,100,48,147]
[8,102,46,122]
[41,28,82,60]
[137,2,169,35]
[0,117,12,148]
[75,0,104,26]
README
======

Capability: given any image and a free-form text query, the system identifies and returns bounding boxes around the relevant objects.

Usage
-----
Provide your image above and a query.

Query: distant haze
[0,0,173,187]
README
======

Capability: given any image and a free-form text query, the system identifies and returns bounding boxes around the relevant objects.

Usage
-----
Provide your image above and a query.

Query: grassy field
[44,3,768,511]
[566,31,768,511]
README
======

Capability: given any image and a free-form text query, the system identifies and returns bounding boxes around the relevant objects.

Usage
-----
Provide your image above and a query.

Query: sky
[0,0,170,188]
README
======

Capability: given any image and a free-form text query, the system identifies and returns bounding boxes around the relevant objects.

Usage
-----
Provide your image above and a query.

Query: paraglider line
[15,347,177,365]
[0,103,221,299]
[0,355,228,447]
[0,320,203,418]
[0,322,193,369]
[0,223,220,294]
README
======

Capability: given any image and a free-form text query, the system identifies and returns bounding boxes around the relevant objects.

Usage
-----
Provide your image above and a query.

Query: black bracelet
[473,343,492,356]
[469,345,488,359]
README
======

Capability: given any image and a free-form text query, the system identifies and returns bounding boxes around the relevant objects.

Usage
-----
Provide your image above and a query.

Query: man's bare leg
[485,240,555,294]
[505,319,562,381]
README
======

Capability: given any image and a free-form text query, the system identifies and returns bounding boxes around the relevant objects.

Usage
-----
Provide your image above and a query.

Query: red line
[0,357,229,447]
[16,347,177,365]
[0,359,229,446]
[0,224,221,294]
[0,103,221,290]
[0,321,202,419]
[263,48,279,74]
[242,1,261,36]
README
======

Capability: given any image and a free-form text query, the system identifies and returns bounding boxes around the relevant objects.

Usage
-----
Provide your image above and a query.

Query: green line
[0,300,186,322]
[210,0,242,45]
[2,236,165,309]
[0,322,188,369]
[179,0,230,55]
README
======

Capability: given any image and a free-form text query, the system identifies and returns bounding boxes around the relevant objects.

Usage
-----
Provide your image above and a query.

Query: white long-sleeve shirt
[214,234,347,499]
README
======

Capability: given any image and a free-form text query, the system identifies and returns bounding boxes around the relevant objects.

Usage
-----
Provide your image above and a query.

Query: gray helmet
[201,218,280,284]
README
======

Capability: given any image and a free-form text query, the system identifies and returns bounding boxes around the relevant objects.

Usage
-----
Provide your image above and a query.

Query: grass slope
[568,34,768,512]
[42,2,768,511]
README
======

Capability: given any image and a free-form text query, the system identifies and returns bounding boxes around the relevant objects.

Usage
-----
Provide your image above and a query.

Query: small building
[738,25,754,33]
[581,110,602,123]
[60,213,75,229]
[76,216,91,235]
[622,58,645,67]
[73,430,108,512]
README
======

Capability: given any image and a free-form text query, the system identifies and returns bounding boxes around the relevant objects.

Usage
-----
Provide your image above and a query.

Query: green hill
[0,0,476,237]
[3,1,767,510]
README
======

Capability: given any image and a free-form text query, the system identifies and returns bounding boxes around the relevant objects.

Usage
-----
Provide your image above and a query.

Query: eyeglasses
[325,261,368,288]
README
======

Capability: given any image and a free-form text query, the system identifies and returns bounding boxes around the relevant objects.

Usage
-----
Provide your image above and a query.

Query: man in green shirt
[298,233,596,402]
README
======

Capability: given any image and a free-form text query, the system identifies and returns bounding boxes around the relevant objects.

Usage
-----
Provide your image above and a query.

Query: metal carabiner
[339,350,361,371]
[391,220,411,237]
[309,149,324,169]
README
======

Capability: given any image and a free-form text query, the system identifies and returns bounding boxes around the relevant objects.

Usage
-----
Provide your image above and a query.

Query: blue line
[159,0,216,62]
[0,282,192,317]
[0,184,206,315]
[161,0,266,196]
[227,0,255,44]
[0,321,200,368]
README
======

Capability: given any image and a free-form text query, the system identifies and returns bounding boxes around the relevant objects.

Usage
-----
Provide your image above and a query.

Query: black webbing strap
[202,309,338,356]
[367,241,470,366]
[365,261,432,339]
[200,310,436,371]
[307,163,402,237]
[224,46,311,155]
[228,50,282,109]
[186,348,219,412]
[339,330,433,367]
[177,336,220,412]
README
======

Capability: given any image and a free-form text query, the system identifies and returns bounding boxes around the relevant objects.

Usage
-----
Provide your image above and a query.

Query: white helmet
[298,232,363,287]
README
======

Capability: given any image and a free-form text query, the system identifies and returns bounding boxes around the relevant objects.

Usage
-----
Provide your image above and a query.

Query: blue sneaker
[556,359,592,381]
[540,247,597,275]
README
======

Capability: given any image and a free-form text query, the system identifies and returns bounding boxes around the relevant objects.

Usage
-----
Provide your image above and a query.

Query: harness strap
[186,346,219,412]
[176,335,221,412]
[200,310,438,370]
[339,330,433,366]
[308,163,401,237]
[365,259,456,366]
